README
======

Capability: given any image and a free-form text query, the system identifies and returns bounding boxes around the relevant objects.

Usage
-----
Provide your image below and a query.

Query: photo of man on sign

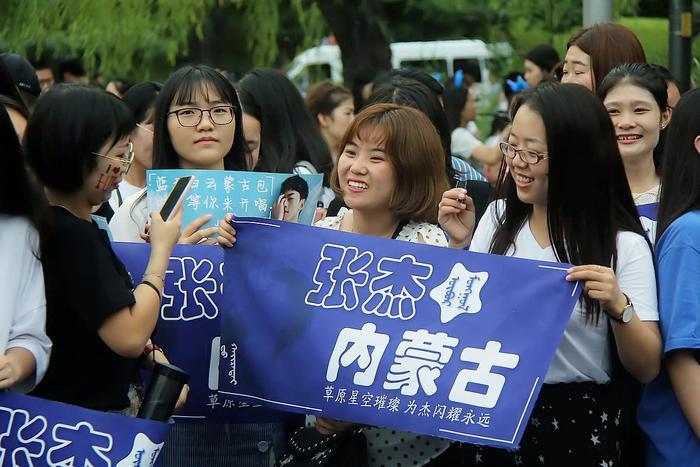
[272,175,308,223]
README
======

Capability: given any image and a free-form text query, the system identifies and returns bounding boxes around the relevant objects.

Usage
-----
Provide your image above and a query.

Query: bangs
[171,69,235,107]
[354,120,388,149]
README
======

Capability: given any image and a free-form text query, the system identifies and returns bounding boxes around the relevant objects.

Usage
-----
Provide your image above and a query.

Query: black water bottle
[137,362,189,422]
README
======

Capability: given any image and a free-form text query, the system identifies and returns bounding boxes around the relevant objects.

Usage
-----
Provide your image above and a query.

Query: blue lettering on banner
[0,392,169,466]
[219,218,581,449]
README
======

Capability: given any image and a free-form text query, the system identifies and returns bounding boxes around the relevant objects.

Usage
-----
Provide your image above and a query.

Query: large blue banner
[0,392,169,466]
[113,243,292,424]
[219,218,581,449]
[146,170,323,230]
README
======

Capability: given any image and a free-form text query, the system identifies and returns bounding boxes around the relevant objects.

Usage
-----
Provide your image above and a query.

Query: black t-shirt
[31,207,137,411]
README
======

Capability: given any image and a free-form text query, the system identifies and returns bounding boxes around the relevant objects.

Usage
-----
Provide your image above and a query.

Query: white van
[287,39,512,90]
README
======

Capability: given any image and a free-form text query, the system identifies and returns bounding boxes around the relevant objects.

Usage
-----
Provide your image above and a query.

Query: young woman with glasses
[438,82,661,465]
[23,84,183,412]
[110,65,244,246]
[111,65,285,467]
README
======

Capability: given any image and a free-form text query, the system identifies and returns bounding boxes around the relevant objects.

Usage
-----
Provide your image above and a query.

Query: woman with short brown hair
[315,103,453,465]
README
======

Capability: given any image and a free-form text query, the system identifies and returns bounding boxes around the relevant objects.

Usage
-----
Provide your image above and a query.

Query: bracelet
[140,280,161,298]
[143,343,165,356]
[143,271,165,282]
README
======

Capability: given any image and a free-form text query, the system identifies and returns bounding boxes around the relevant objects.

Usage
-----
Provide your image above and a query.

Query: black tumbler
[137,362,189,422]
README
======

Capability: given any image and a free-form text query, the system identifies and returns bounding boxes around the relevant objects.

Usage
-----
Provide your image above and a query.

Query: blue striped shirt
[451,156,486,181]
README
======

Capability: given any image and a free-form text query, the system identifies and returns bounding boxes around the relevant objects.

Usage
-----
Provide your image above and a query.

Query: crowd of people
[0,20,698,467]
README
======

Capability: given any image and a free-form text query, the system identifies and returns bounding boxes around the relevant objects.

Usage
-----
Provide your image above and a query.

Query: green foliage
[0,0,227,77]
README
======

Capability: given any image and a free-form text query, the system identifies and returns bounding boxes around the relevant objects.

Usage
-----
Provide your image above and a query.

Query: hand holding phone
[160,176,194,221]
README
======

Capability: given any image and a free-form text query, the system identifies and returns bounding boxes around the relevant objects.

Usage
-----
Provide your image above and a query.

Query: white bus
[287,39,512,90]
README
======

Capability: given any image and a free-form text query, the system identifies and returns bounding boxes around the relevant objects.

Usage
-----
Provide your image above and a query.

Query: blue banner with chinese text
[113,243,294,423]
[0,392,169,466]
[219,218,581,449]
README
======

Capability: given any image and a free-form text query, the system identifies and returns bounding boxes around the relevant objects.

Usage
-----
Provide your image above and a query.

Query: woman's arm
[666,350,700,437]
[98,211,182,358]
[98,242,172,358]
[0,348,36,390]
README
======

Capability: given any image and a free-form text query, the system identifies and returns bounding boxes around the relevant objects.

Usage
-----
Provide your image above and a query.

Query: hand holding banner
[219,218,581,449]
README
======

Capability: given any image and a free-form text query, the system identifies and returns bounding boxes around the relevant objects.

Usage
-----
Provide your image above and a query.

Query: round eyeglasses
[91,142,134,174]
[167,105,235,127]
[499,141,549,165]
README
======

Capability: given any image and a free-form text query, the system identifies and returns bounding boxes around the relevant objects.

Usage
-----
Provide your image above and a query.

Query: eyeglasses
[499,141,549,165]
[91,142,134,174]
[167,105,235,127]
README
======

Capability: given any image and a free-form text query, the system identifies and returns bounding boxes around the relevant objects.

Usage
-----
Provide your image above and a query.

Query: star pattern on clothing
[599,461,614,467]
[475,452,483,463]
[600,412,608,423]
[531,417,541,427]
[538,455,545,463]
[551,418,559,431]
[591,434,600,446]
[514,455,523,465]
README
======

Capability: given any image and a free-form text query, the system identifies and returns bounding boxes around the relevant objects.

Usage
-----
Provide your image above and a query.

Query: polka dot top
[315,211,448,247]
[315,210,451,466]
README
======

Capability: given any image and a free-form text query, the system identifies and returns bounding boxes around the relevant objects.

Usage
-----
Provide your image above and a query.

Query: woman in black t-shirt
[24,85,182,412]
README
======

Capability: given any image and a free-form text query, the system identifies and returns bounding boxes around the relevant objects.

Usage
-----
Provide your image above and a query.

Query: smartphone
[160,176,194,221]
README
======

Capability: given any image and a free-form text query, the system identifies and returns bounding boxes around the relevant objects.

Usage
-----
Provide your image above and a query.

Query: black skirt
[457,381,623,466]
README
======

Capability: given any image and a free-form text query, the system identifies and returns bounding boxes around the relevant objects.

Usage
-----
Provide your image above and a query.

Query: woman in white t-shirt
[310,104,453,466]
[110,66,243,245]
[0,104,51,393]
[443,80,501,168]
[439,83,661,466]
[107,82,162,213]
[598,63,672,243]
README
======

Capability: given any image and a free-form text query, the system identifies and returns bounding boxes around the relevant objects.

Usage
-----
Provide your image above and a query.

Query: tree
[0,0,230,77]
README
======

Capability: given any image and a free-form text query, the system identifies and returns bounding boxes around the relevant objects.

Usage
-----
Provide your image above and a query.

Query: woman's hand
[216,214,236,248]
[566,265,628,317]
[148,208,183,253]
[315,417,358,435]
[174,384,190,412]
[0,353,22,389]
[438,188,476,249]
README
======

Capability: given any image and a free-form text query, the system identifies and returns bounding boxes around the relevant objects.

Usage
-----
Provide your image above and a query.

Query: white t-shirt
[315,211,449,466]
[470,201,658,384]
[450,127,482,161]
[0,216,52,392]
[110,189,148,242]
[108,180,143,213]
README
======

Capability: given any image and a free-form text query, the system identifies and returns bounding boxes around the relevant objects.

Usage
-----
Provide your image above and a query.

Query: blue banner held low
[113,242,294,423]
[0,392,169,466]
[220,218,582,449]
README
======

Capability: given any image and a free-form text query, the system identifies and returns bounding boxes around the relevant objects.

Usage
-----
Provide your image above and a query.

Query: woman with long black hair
[637,88,700,466]
[439,82,661,465]
[0,103,51,393]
